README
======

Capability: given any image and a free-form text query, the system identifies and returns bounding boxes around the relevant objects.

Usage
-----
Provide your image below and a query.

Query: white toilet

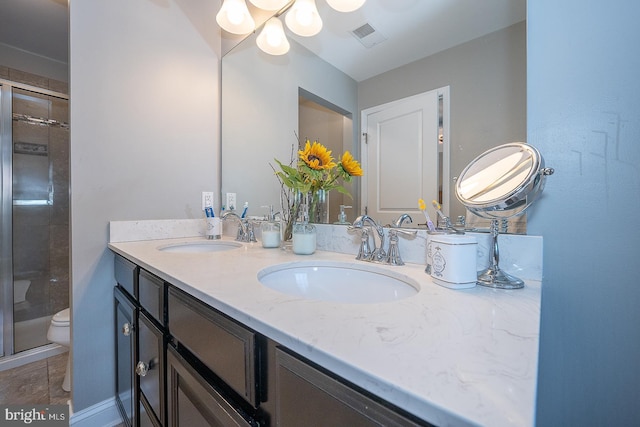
[47,308,71,392]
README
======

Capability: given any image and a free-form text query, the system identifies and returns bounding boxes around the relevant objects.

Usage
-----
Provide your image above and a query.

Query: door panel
[362,88,448,226]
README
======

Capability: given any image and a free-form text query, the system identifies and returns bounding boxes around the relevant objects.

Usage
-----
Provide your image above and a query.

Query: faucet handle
[356,227,374,261]
[385,229,404,265]
[394,228,417,238]
[384,228,416,266]
[349,226,375,261]
[235,222,245,241]
[244,220,257,243]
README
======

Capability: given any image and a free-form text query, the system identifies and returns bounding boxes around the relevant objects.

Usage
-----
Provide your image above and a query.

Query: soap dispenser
[292,200,316,255]
[261,205,281,248]
[334,205,352,225]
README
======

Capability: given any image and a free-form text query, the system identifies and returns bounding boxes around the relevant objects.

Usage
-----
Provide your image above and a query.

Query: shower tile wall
[0,66,68,94]
[3,67,69,334]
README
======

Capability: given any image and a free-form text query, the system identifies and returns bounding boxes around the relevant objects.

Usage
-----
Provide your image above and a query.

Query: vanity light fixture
[216,0,255,35]
[217,0,368,54]
[257,17,291,55]
[326,0,366,13]
[285,0,323,37]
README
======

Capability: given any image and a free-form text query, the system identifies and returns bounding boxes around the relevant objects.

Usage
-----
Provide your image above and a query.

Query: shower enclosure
[0,76,69,360]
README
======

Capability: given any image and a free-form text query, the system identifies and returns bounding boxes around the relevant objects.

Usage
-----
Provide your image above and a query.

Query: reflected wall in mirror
[299,89,354,224]
[222,34,358,220]
[222,9,526,230]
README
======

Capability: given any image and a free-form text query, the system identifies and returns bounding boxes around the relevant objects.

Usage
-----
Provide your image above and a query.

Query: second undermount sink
[257,261,419,304]
[157,241,242,253]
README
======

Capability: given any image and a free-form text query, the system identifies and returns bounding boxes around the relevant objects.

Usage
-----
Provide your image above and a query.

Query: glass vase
[309,189,329,224]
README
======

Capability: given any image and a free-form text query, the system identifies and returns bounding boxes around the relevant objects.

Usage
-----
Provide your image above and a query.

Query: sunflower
[340,151,363,177]
[298,140,336,171]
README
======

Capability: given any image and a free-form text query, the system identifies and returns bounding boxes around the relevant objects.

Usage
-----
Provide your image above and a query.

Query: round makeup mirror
[455,142,554,289]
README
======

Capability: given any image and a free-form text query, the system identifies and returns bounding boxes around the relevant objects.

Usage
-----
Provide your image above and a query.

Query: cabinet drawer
[167,346,259,427]
[138,312,165,426]
[139,269,165,325]
[168,286,260,407]
[275,348,426,427]
[114,254,137,298]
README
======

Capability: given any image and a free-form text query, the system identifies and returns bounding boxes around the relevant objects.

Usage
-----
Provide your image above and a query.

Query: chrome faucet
[222,211,256,242]
[352,215,386,261]
[393,214,413,227]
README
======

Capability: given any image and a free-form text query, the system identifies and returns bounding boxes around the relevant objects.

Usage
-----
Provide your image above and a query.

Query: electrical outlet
[202,192,214,210]
[226,192,237,211]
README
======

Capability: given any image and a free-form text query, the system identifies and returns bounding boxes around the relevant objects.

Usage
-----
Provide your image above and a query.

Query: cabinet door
[115,286,137,427]
[166,346,258,427]
[138,312,165,426]
[275,348,427,427]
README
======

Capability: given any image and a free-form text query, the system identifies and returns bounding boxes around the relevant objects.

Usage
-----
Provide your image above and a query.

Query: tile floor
[0,352,70,405]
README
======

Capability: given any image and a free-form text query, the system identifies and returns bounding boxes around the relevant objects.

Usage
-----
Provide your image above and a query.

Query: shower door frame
[1,82,14,359]
[0,79,69,359]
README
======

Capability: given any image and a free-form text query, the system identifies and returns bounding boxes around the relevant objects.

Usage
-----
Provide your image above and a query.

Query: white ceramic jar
[429,234,478,289]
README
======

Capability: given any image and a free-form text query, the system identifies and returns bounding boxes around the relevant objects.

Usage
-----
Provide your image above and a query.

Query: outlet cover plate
[202,192,214,210]
[226,192,237,211]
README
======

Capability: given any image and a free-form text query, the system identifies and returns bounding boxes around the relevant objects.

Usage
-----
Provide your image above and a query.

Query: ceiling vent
[350,22,387,48]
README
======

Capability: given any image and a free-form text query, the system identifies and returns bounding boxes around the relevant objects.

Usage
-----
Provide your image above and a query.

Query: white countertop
[108,231,540,427]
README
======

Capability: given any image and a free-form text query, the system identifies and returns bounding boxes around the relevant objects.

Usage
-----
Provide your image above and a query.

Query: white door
[361,87,449,226]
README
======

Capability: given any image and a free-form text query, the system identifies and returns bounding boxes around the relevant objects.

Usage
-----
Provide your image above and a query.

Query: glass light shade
[256,18,290,55]
[326,0,366,12]
[216,0,256,35]
[249,0,291,10]
[285,0,322,37]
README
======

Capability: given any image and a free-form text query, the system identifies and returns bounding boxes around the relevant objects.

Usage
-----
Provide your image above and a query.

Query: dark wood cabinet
[166,345,259,427]
[275,348,426,427]
[115,285,137,427]
[114,254,430,427]
[138,311,165,427]
[114,255,166,427]
[167,286,262,408]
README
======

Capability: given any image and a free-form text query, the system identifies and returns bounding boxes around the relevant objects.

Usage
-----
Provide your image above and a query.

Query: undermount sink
[157,241,242,253]
[258,261,419,304]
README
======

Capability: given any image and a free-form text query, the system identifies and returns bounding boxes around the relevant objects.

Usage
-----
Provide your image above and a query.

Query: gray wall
[0,44,68,83]
[529,0,640,424]
[221,37,358,212]
[358,22,526,220]
[69,0,221,412]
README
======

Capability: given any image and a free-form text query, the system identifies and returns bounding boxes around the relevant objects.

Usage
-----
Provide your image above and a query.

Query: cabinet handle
[122,322,132,336]
[136,361,149,377]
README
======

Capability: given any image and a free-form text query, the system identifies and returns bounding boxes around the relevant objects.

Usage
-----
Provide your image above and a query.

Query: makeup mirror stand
[455,142,554,290]
[477,217,524,289]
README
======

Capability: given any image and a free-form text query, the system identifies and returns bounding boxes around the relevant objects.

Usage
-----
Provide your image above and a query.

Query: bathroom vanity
[109,226,541,427]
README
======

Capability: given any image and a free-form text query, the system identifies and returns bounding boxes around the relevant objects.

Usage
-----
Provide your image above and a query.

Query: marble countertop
[109,231,540,427]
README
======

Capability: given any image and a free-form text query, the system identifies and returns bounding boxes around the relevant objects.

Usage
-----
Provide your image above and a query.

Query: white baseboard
[70,397,122,427]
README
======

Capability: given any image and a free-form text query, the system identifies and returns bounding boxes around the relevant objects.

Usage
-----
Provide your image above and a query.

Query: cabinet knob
[136,361,149,377]
[122,322,132,336]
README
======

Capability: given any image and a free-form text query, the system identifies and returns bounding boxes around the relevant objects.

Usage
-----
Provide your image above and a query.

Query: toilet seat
[51,308,70,327]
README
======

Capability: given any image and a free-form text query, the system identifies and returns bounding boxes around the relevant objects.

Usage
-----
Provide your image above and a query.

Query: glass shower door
[0,82,69,357]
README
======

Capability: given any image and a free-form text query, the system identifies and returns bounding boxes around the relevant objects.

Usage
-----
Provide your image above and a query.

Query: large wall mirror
[221,0,526,230]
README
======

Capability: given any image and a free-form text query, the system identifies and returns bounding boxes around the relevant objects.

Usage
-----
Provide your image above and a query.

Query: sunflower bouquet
[273,138,363,240]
